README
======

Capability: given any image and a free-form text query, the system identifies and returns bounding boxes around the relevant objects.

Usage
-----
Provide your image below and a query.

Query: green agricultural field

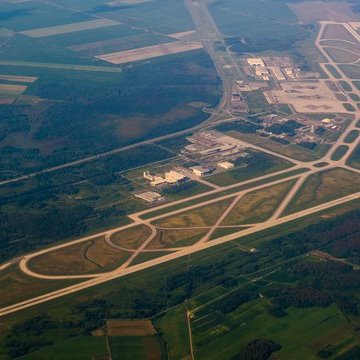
[209,0,309,53]
[192,303,356,360]
[155,305,191,360]
[109,336,164,360]
[0,2,91,31]
[97,0,195,34]
[17,336,108,360]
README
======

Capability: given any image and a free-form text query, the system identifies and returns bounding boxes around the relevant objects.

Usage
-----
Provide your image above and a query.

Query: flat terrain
[0,1,360,359]
[20,19,120,37]
[266,80,348,113]
[96,41,204,64]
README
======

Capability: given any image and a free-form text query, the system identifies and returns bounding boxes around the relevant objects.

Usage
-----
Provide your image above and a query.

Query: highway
[1,10,360,318]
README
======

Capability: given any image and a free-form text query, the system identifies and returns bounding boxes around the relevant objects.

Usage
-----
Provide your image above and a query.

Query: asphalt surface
[0,16,360,317]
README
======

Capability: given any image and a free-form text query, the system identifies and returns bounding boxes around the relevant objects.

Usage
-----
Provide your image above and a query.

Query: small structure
[217,161,234,170]
[190,166,212,177]
[135,191,164,203]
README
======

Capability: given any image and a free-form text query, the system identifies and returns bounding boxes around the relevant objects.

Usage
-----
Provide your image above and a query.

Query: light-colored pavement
[1,13,360,318]
[1,191,359,317]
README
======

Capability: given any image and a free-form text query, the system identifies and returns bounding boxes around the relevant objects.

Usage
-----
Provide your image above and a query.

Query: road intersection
[0,8,360,318]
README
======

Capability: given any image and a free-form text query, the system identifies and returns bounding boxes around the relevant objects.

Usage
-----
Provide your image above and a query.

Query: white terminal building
[143,170,186,187]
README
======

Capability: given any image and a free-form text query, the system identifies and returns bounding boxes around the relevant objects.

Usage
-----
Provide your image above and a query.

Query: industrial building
[184,131,248,160]
[164,171,186,184]
[247,58,265,67]
[143,170,187,187]
[245,56,300,81]
[217,161,234,170]
[135,191,164,203]
[143,171,167,187]
[190,166,212,177]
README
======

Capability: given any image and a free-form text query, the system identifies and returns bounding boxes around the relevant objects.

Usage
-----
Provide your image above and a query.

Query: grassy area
[222,180,296,225]
[149,228,207,249]
[347,143,360,169]
[155,305,191,360]
[0,265,79,309]
[191,303,356,360]
[109,336,163,360]
[206,151,293,186]
[325,64,342,79]
[225,131,320,161]
[285,168,360,215]
[339,64,360,79]
[339,80,352,92]
[162,181,212,201]
[28,236,131,276]
[331,145,349,161]
[17,336,108,360]
[110,225,152,249]
[153,197,235,228]
[344,130,359,144]
[141,168,309,220]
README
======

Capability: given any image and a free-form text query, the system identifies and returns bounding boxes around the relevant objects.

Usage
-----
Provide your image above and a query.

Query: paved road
[1,14,360,318]
[1,191,359,317]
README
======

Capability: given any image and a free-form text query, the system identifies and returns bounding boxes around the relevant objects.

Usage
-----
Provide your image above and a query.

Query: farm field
[20,19,120,38]
[192,303,356,360]
[109,336,163,360]
[17,336,108,360]
[96,41,204,64]
[1,0,360,359]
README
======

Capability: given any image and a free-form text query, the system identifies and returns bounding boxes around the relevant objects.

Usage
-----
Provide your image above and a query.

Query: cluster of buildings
[253,114,343,145]
[143,170,187,187]
[321,117,340,131]
[245,57,300,81]
[183,131,248,161]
